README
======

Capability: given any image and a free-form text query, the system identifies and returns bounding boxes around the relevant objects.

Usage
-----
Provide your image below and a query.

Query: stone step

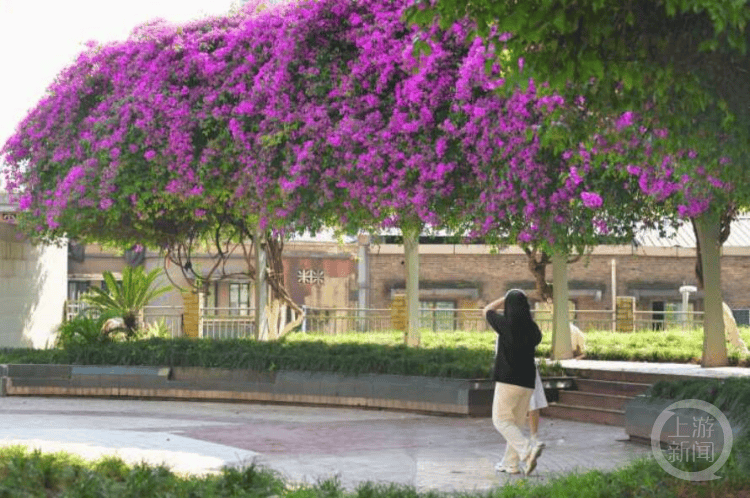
[541,403,625,427]
[574,378,652,397]
[558,390,634,412]
[563,368,688,385]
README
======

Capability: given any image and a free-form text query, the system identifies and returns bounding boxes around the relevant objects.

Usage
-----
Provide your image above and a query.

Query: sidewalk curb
[0,364,497,416]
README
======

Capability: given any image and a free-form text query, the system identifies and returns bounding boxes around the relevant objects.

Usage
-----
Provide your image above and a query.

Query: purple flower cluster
[0,0,735,249]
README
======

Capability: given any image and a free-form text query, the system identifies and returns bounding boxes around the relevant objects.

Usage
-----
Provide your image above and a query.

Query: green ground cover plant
[0,445,748,498]
[0,329,748,378]
[55,311,122,349]
[574,328,750,364]
[647,376,750,474]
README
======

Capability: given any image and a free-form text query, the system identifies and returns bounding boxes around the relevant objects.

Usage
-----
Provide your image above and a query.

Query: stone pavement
[556,358,750,379]
[0,396,651,492]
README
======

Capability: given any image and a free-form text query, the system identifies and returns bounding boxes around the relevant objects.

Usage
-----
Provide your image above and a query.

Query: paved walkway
[556,358,750,379]
[4,361,746,491]
[0,397,650,492]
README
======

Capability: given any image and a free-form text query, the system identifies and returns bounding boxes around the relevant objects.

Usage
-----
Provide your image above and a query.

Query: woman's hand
[483,296,505,319]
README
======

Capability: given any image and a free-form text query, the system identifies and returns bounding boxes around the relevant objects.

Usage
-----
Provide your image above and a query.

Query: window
[665,301,694,328]
[297,269,324,285]
[733,309,750,327]
[203,282,218,309]
[68,279,111,300]
[652,301,665,330]
[68,280,91,301]
[229,283,251,316]
[420,300,456,331]
[66,279,105,320]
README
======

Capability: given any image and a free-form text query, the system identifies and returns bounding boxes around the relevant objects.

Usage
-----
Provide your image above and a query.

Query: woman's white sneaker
[494,461,521,474]
[523,441,545,476]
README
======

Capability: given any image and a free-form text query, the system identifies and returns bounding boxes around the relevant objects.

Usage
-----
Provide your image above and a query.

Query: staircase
[541,369,681,426]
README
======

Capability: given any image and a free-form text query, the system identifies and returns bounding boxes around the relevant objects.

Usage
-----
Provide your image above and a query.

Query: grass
[284,327,750,366]
[0,446,748,498]
[577,327,750,364]
[0,446,286,498]
[0,327,748,380]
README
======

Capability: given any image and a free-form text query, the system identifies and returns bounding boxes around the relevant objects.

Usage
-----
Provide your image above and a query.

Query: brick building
[66,217,750,332]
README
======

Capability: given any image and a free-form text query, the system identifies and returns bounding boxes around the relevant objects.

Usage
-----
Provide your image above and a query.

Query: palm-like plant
[83,266,172,339]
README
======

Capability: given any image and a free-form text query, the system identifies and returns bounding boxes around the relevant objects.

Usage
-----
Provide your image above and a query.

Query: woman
[483,289,544,476]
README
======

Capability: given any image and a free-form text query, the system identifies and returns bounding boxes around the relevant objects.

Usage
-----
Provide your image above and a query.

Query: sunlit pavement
[0,397,651,491]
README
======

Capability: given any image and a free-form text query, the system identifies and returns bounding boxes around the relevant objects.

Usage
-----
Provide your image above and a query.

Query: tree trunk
[525,248,552,302]
[694,212,728,367]
[551,252,573,360]
[260,235,303,339]
[691,204,736,289]
[524,247,582,303]
[255,227,269,340]
[164,226,303,340]
[403,227,420,347]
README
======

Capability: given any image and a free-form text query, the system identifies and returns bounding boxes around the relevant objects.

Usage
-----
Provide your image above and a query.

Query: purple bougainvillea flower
[581,192,603,208]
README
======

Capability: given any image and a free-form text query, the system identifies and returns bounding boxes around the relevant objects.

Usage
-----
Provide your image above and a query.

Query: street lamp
[679,285,697,328]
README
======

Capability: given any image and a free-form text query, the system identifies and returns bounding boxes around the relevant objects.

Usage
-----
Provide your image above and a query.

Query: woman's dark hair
[504,289,539,342]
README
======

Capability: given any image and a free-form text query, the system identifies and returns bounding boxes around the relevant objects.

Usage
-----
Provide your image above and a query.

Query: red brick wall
[368,249,750,311]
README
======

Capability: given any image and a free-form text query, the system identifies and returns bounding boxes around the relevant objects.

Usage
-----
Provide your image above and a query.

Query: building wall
[0,223,67,348]
[366,244,750,313]
[70,241,359,311]
[68,242,750,320]
[368,246,530,309]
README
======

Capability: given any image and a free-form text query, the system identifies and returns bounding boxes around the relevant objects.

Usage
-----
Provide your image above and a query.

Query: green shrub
[536,360,565,377]
[0,336,494,379]
[648,377,750,473]
[136,319,173,340]
[0,446,287,497]
[2,328,748,379]
[82,266,171,338]
[55,311,121,349]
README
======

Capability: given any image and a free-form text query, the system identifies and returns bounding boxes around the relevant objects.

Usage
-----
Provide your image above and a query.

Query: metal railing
[201,307,255,339]
[732,309,750,326]
[65,300,89,321]
[143,306,184,338]
[64,300,709,338]
[632,310,704,331]
[302,307,394,334]
[301,306,707,334]
[65,301,185,338]
[301,307,494,334]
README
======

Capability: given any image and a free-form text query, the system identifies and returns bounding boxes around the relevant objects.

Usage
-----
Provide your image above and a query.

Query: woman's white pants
[492,381,533,468]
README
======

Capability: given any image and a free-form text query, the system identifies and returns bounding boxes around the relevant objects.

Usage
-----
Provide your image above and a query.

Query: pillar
[695,212,728,367]
[551,252,573,359]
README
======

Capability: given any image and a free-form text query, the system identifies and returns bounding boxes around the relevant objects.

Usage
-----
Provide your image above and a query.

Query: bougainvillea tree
[0,0,539,342]
[245,4,562,345]
[5,0,725,350]
[0,0,555,344]
[410,0,750,365]
[1,7,314,337]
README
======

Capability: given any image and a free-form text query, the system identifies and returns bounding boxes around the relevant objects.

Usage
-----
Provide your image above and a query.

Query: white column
[551,252,573,359]
[680,285,697,328]
[254,229,268,341]
[695,213,728,367]
[357,234,370,332]
[611,259,617,332]
[403,228,420,347]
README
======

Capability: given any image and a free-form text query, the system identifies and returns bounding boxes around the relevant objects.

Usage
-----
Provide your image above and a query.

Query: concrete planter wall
[625,395,741,450]
[541,376,575,402]
[0,364,498,416]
